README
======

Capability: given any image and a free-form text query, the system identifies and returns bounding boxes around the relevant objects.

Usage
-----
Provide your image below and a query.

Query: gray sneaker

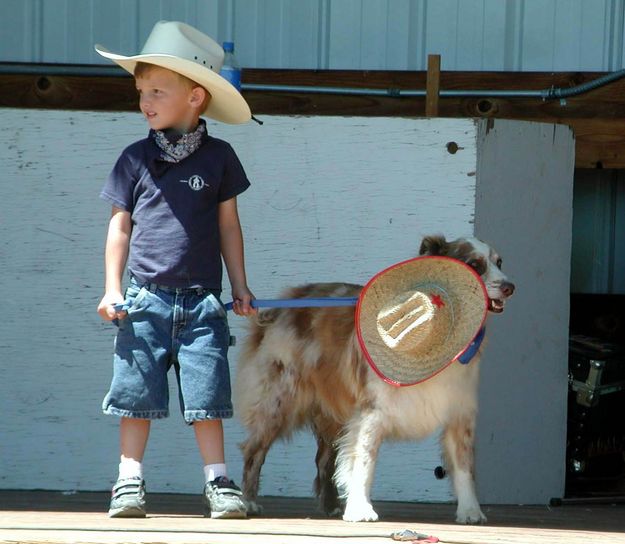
[108,477,146,518]
[203,476,247,519]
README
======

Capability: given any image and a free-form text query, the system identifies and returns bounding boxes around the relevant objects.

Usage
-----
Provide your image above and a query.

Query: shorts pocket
[206,293,228,319]
[124,284,149,315]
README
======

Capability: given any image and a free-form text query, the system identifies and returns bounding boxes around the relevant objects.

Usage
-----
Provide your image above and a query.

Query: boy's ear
[190,86,208,109]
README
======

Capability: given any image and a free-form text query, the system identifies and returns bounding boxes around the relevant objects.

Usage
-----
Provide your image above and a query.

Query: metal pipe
[543,68,625,99]
[2,62,624,101]
[242,83,409,96]
[0,62,124,77]
[442,89,543,98]
[243,82,544,98]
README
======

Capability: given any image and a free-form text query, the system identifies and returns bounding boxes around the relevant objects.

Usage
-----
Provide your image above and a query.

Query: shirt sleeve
[99,149,139,212]
[218,144,251,202]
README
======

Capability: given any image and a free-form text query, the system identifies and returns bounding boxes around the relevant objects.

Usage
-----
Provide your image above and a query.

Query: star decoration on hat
[430,294,445,308]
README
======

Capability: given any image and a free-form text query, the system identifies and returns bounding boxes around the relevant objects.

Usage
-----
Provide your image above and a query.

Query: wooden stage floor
[0,490,624,544]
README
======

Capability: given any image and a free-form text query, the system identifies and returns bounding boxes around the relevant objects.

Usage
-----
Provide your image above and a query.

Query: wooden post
[425,54,441,117]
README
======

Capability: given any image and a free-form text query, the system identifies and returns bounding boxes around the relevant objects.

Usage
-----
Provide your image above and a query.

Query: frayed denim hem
[104,406,169,419]
[184,408,233,424]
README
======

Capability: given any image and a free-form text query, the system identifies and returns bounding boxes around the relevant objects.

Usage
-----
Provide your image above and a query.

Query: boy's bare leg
[195,419,246,518]
[109,417,150,517]
[120,417,150,462]
[193,419,225,465]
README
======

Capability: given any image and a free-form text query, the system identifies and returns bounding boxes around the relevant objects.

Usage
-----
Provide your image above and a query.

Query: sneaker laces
[207,476,242,495]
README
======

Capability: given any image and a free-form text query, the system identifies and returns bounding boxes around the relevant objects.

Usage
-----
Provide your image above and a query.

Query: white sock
[204,463,227,483]
[118,457,143,480]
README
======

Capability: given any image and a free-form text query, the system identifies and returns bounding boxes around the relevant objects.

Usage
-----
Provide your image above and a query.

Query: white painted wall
[0,111,573,506]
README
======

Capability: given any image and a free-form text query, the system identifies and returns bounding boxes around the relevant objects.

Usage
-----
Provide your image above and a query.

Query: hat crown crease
[140,21,224,73]
[377,292,435,351]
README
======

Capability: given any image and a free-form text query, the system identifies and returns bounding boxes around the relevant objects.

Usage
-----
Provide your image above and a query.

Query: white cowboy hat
[356,256,488,386]
[95,20,251,124]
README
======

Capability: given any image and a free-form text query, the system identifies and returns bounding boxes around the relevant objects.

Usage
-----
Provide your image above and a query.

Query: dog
[234,235,515,523]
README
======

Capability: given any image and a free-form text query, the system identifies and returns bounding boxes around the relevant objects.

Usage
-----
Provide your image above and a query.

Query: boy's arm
[218,196,255,316]
[97,207,132,321]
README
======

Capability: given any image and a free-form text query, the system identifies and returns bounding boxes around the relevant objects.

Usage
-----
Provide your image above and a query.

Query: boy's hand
[97,292,127,321]
[231,286,257,316]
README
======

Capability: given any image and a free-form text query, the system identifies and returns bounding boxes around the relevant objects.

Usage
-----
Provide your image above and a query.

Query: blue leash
[223,297,359,311]
[225,297,485,365]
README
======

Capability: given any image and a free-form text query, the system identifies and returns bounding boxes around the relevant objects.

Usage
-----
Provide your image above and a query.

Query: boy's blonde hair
[134,62,211,112]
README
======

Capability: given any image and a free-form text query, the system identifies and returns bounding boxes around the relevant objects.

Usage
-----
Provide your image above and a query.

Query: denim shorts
[102,278,233,423]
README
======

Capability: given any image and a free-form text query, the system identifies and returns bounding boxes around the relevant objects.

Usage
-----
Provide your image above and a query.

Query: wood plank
[0,491,624,544]
[1,67,625,167]
[7,67,624,115]
[572,119,625,168]
[425,54,441,117]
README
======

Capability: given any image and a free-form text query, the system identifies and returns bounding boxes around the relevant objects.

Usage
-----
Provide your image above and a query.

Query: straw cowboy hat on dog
[356,256,488,386]
[95,20,251,124]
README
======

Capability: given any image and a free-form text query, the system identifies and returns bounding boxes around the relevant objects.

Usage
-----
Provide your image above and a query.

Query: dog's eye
[496,258,503,269]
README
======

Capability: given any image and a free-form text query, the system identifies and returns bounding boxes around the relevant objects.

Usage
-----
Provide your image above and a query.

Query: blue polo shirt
[100,129,250,289]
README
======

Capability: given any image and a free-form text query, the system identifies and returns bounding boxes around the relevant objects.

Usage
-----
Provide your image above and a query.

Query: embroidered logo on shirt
[180,175,207,191]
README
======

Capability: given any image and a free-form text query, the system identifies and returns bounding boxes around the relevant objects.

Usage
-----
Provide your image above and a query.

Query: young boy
[95,21,255,519]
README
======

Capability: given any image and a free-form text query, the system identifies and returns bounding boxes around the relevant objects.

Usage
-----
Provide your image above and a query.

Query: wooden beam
[1,67,624,168]
[425,54,441,117]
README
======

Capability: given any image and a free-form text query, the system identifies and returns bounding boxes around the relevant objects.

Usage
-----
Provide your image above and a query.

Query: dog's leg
[237,345,302,516]
[240,431,277,515]
[312,418,342,516]
[337,410,383,522]
[240,381,293,516]
[441,415,487,524]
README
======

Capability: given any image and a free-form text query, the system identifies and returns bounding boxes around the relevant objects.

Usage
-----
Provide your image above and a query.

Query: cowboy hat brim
[95,45,251,125]
[355,255,488,387]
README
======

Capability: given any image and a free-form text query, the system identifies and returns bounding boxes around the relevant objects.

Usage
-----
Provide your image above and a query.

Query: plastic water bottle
[220,41,242,92]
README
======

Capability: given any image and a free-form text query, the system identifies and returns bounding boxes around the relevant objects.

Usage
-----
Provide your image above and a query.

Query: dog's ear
[419,235,448,256]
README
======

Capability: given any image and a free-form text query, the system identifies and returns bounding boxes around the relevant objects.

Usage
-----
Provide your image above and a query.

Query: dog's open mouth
[489,299,505,313]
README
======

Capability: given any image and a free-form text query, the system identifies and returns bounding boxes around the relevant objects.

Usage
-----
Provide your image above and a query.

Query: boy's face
[135,66,205,132]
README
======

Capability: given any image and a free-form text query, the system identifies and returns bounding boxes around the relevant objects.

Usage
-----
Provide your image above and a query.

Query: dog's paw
[455,506,487,525]
[244,499,264,516]
[342,501,379,522]
[327,506,343,518]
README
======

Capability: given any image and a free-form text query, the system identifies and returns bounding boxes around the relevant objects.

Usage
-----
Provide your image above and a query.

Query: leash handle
[224,297,358,312]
